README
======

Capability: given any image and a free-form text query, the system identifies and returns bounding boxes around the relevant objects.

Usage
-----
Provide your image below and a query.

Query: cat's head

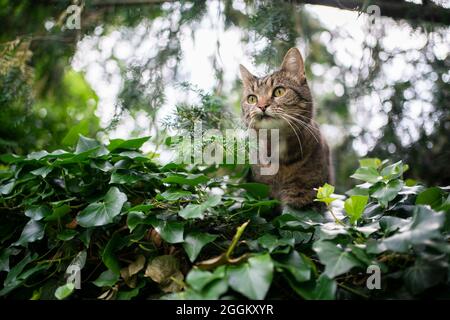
[240,48,313,130]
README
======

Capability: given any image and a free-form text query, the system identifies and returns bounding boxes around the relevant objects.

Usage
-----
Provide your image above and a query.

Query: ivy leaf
[14,220,46,246]
[93,270,120,287]
[158,189,192,201]
[44,204,71,221]
[403,257,448,295]
[287,274,337,300]
[162,174,209,186]
[368,206,445,254]
[257,234,295,252]
[227,253,274,300]
[0,253,47,296]
[102,233,126,274]
[24,206,51,221]
[231,183,270,199]
[416,187,444,210]
[313,241,364,278]
[109,170,142,185]
[358,158,381,169]
[75,135,100,154]
[315,183,337,206]
[344,195,369,224]
[108,136,150,151]
[185,267,228,299]
[77,187,127,227]
[55,283,75,300]
[179,195,221,219]
[275,250,313,282]
[186,266,226,292]
[183,232,218,262]
[178,204,204,219]
[0,180,15,195]
[152,220,184,243]
[30,166,53,178]
[126,211,153,232]
[351,167,382,184]
[381,161,408,181]
[371,179,403,207]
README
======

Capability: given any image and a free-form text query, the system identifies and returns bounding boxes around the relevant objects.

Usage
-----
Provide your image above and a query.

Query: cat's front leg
[278,186,317,210]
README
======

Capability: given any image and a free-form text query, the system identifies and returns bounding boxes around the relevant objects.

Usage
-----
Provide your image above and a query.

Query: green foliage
[0,139,449,300]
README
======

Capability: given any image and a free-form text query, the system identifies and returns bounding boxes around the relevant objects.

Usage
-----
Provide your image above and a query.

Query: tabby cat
[240,48,332,209]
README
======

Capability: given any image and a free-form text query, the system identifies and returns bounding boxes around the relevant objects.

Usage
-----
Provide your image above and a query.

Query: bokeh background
[1,0,449,191]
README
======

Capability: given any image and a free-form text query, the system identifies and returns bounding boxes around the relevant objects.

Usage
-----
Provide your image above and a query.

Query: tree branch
[295,0,450,25]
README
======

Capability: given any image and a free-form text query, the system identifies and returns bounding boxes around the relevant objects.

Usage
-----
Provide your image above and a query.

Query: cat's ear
[239,64,255,87]
[280,48,305,78]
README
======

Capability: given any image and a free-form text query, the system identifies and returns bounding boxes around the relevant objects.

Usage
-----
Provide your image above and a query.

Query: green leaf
[183,232,218,262]
[227,253,274,300]
[368,206,445,254]
[108,136,150,151]
[30,166,53,178]
[109,170,142,185]
[93,270,120,287]
[257,234,294,252]
[102,233,125,274]
[313,241,364,278]
[186,267,226,292]
[178,195,221,219]
[344,195,369,224]
[0,253,47,296]
[403,257,447,295]
[380,161,408,181]
[75,135,100,154]
[24,206,51,221]
[315,183,337,206]
[152,220,184,243]
[162,174,209,186]
[116,283,144,300]
[126,211,153,232]
[0,180,15,195]
[77,187,127,227]
[178,204,204,219]
[231,183,270,199]
[351,167,381,184]
[275,250,313,282]
[0,248,18,272]
[371,180,403,207]
[127,204,153,213]
[358,158,381,169]
[55,283,75,300]
[287,274,337,300]
[57,229,78,241]
[14,220,45,246]
[185,267,228,299]
[416,187,444,210]
[159,189,192,201]
[44,204,71,221]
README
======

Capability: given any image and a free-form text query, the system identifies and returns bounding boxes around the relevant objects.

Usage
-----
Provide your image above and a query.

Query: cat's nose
[258,104,269,112]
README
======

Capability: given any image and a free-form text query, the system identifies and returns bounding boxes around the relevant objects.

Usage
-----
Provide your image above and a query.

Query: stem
[337,282,369,299]
[328,207,345,226]
[226,220,250,259]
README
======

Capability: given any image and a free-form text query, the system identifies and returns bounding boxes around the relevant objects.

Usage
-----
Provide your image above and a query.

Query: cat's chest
[251,163,292,188]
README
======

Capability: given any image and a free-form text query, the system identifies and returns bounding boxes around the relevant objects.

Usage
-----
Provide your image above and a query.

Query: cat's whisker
[283,112,319,141]
[281,112,320,143]
[277,114,303,158]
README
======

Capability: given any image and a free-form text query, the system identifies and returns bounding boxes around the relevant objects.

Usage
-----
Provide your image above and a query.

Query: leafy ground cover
[0,136,449,299]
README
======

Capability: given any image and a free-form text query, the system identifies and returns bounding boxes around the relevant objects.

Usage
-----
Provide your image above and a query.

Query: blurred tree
[0,0,448,189]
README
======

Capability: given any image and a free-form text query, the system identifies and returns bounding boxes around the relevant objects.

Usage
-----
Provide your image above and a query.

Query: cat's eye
[273,87,286,97]
[247,95,257,104]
